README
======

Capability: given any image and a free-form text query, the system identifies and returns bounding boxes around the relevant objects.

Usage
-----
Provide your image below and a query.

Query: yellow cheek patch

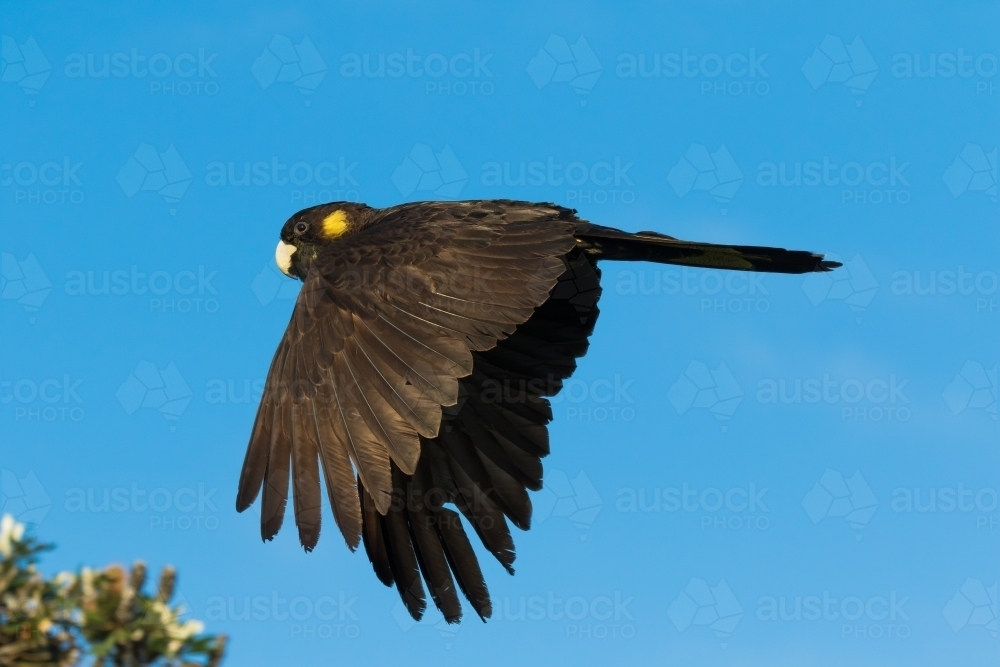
[321,210,349,238]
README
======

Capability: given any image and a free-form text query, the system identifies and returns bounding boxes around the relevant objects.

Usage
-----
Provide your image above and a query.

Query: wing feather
[290,397,323,550]
[238,201,599,621]
[312,391,362,549]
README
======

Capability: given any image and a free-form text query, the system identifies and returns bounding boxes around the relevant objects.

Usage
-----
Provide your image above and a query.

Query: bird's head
[275,202,373,280]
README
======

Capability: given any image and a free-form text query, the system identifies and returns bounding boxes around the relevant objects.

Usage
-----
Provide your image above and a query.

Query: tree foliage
[0,515,225,667]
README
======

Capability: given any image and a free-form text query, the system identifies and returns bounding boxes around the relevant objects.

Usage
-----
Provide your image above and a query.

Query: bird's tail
[574,224,840,274]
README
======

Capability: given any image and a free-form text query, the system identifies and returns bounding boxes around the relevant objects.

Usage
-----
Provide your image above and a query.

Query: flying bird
[237,200,839,624]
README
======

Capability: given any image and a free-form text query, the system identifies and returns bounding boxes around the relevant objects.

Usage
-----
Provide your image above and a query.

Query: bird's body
[237,200,839,623]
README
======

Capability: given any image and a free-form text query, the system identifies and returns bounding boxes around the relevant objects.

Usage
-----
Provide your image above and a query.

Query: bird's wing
[236,201,579,557]
[360,248,603,623]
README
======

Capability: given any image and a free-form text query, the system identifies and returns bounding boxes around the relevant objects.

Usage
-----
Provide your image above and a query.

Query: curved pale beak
[275,240,296,278]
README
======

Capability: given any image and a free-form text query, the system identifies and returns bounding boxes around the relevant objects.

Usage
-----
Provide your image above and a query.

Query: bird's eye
[293,221,309,235]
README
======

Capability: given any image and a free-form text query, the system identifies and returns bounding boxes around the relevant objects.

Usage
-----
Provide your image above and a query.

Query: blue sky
[1,1,998,665]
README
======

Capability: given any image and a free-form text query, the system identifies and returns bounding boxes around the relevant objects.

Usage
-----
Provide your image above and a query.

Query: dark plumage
[236,200,839,623]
